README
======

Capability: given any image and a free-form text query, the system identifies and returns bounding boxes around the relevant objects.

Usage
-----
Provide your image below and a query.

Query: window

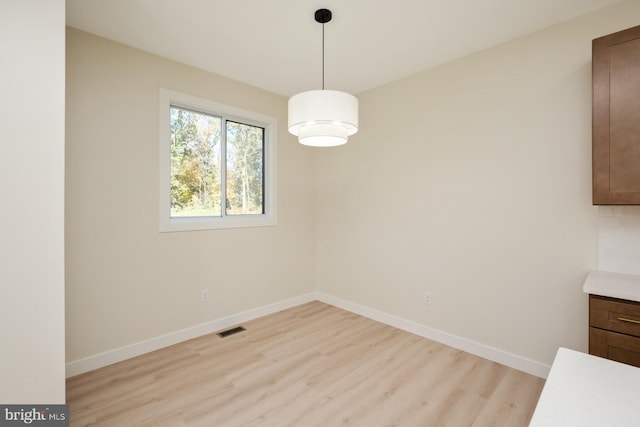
[159,89,277,231]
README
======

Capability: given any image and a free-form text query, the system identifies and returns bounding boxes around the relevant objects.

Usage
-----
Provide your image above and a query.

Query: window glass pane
[170,106,222,217]
[225,121,264,215]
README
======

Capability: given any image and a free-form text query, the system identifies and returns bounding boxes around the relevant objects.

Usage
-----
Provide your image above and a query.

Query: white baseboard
[65,292,316,378]
[67,291,549,379]
[315,292,550,378]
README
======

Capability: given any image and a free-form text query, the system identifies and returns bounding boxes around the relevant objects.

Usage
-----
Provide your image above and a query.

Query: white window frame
[159,88,277,232]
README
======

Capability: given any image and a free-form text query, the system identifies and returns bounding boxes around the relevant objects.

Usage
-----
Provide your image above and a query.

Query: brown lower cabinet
[589,294,640,367]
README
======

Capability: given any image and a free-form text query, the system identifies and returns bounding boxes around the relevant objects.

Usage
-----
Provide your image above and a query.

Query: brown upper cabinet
[593,25,640,205]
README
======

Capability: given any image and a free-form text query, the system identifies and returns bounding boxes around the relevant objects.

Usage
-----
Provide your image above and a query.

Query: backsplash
[598,206,640,275]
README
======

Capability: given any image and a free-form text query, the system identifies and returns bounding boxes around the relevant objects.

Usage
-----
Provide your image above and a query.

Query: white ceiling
[66,0,621,97]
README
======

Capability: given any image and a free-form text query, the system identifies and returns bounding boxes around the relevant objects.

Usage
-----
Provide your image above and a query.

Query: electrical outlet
[423,291,431,305]
[201,289,209,302]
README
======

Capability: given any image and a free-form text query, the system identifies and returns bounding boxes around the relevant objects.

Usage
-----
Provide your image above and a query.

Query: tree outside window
[169,107,264,218]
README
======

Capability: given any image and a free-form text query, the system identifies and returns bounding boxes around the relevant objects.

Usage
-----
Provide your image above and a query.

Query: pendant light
[288,9,359,147]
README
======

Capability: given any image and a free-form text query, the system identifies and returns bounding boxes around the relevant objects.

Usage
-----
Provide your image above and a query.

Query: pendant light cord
[314,9,331,90]
[322,22,325,90]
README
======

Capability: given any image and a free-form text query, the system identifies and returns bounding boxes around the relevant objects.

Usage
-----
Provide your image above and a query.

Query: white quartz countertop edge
[583,270,640,302]
[529,347,640,426]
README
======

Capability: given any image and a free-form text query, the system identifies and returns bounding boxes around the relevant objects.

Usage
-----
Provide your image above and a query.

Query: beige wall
[1,1,66,402]
[66,29,316,362]
[316,0,640,366]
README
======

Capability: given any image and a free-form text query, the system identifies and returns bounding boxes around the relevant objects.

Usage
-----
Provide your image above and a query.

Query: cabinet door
[590,295,640,338]
[590,327,640,368]
[593,25,640,204]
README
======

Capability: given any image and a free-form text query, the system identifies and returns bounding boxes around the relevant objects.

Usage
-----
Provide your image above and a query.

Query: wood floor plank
[66,301,544,426]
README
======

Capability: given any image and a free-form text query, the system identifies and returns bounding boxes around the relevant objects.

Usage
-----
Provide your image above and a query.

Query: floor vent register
[217,326,246,338]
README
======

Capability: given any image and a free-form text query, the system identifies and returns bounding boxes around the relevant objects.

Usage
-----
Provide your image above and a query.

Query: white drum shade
[288,89,358,147]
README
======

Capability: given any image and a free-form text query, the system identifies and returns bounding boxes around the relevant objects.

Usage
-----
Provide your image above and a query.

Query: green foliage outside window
[170,107,264,218]
[226,121,264,215]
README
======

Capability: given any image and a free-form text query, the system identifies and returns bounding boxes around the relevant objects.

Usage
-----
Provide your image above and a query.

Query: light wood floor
[66,301,545,426]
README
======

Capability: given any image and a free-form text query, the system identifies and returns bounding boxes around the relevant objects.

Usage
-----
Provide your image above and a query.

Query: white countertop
[583,270,640,302]
[529,347,640,427]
